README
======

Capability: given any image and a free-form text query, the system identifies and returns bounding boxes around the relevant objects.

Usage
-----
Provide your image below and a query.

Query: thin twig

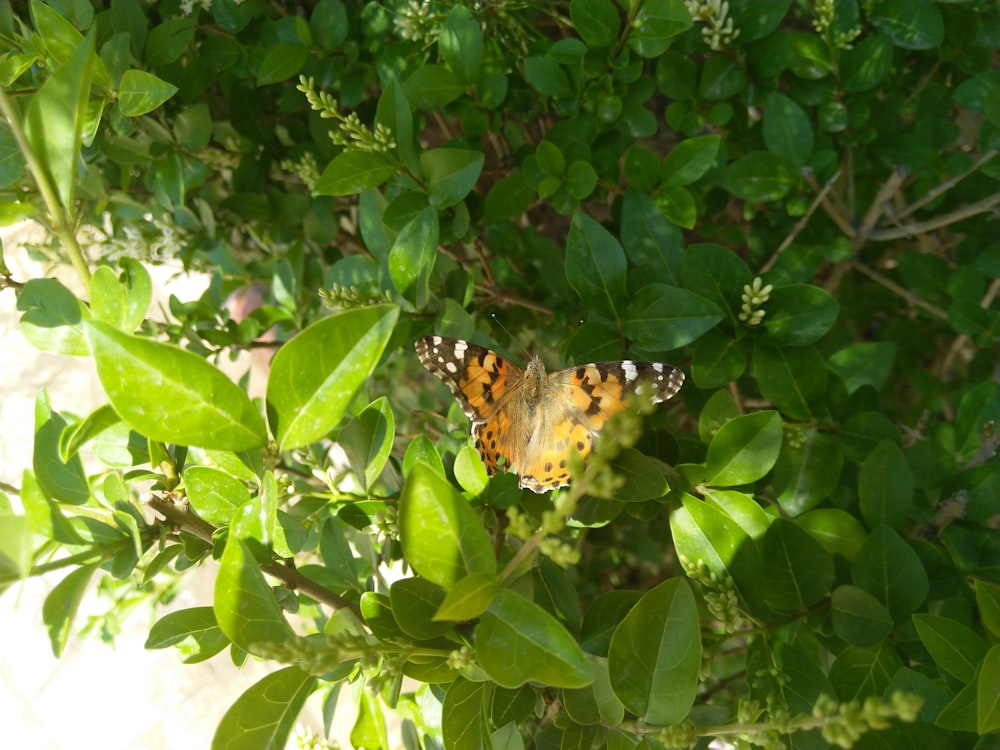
[760,170,841,274]
[147,494,361,617]
[803,171,856,238]
[870,192,1000,241]
[891,149,1000,222]
[855,168,908,245]
[848,259,948,319]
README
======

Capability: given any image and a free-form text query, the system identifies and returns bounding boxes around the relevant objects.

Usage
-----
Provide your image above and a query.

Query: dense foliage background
[1,0,998,748]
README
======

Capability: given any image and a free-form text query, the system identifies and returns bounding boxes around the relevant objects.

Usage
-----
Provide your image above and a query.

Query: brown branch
[869,192,1000,241]
[855,168,908,246]
[847,259,948,320]
[760,170,841,274]
[147,494,361,617]
[803,170,856,239]
[891,149,1000,222]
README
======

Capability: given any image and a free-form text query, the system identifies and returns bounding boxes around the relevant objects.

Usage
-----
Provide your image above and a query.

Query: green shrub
[1,0,998,747]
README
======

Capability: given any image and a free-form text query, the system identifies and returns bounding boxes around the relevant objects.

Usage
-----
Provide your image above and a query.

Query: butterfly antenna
[490,313,531,358]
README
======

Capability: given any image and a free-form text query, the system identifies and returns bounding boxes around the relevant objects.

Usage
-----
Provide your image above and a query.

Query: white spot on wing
[445,361,458,374]
[622,361,638,382]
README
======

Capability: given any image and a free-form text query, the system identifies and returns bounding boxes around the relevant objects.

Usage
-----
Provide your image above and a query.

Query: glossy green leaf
[732,0,790,42]
[310,0,348,51]
[442,679,490,750]
[759,284,839,347]
[872,0,944,50]
[565,212,627,319]
[42,563,98,658]
[34,391,90,505]
[402,435,446,478]
[476,588,593,689]
[841,34,894,92]
[796,509,866,561]
[266,304,399,450]
[761,519,834,612]
[716,150,796,202]
[763,92,813,167]
[662,134,721,187]
[828,644,903,701]
[390,577,453,641]
[435,572,498,622]
[340,397,395,491]
[403,63,464,109]
[144,17,196,65]
[398,462,496,588]
[145,606,230,663]
[17,277,90,356]
[656,184,697,228]
[23,24,94,210]
[702,488,771,541]
[523,56,573,98]
[439,5,482,84]
[622,284,724,351]
[184,466,250,526]
[376,79,415,169]
[858,441,914,530]
[88,258,152,333]
[579,590,642,657]
[453,443,489,495]
[231,470,277,555]
[628,0,693,58]
[421,148,483,209]
[670,493,766,614]
[704,411,783,487]
[699,54,746,100]
[608,578,700,725]
[913,614,986,684]
[315,150,396,196]
[214,537,296,653]
[570,0,620,47]
[567,159,598,200]
[0,511,31,582]
[485,174,536,221]
[773,429,842,516]
[118,69,178,115]
[620,188,683,286]
[680,242,752,320]
[562,656,625,726]
[753,343,828,421]
[851,525,928,621]
[211,667,316,750]
[976,579,1000,639]
[979,645,1000,734]
[256,42,308,85]
[788,31,832,79]
[85,320,267,451]
[389,208,437,309]
[828,342,896,394]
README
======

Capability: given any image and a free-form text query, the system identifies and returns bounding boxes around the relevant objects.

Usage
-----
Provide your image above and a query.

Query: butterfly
[415,335,684,493]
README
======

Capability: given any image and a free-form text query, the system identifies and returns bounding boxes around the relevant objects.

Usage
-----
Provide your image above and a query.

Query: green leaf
[763,92,813,167]
[761,519,834,612]
[565,212,627,320]
[420,148,484,208]
[255,43,308,85]
[691,329,747,388]
[0,511,31,582]
[84,320,267,451]
[88,258,151,333]
[773,429,843,516]
[872,0,944,50]
[841,35,894,93]
[398,463,496,588]
[523,56,573,98]
[913,614,986,684]
[403,63,464,109]
[570,0,621,47]
[608,578,700,725]
[485,174,536,221]
[788,31,832,79]
[620,188,683,286]
[567,159,598,200]
[376,78,415,169]
[732,0,790,42]
[828,342,896,394]
[453,443,489,495]
[442,679,490,750]
[831,585,894,647]
[716,151,796,202]
[311,0,348,51]
[403,435,446,478]
[435,572,498,622]
[680,242,752,321]
[759,284,840,347]
[266,304,399,450]
[699,54,746,100]
[704,411,783,487]
[628,0,693,58]
[117,69,178,116]
[439,5,482,85]
[214,537,296,653]
[389,577,453,641]
[211,667,317,750]
[23,24,93,210]
[858,441,914,530]
[622,284,725,351]
[314,151,396,196]
[980,645,1000,734]
[144,17,196,66]
[184,466,251,525]
[475,588,593,688]
[662,134,721,187]
[42,563,98,658]
[562,656,626,726]
[753,343,828,421]
[340,397,395,492]
[976,580,1000,639]
[145,606,230,663]
[34,392,90,505]
[670,493,766,614]
[796,508,867,561]
[656,184,697,228]
[389,208,437,309]
[954,71,1000,127]
[851,525,928,621]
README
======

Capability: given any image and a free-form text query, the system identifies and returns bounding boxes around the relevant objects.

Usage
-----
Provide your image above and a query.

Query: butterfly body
[416,335,684,493]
